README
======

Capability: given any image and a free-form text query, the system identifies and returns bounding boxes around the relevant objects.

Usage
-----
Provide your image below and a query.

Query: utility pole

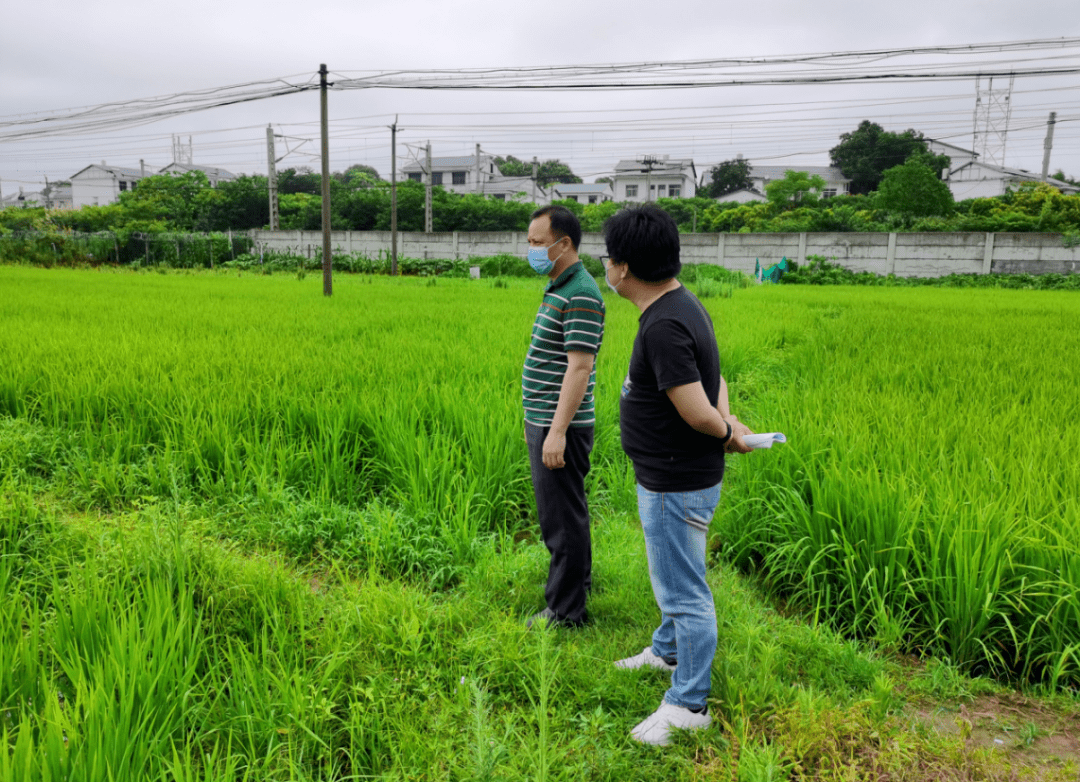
[319,63,332,297]
[1041,111,1057,183]
[475,143,482,196]
[532,156,539,202]
[424,141,432,233]
[642,155,658,202]
[266,125,280,230]
[390,116,398,275]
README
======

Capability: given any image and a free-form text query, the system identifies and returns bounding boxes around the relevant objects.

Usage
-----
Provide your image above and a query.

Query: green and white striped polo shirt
[522,261,605,428]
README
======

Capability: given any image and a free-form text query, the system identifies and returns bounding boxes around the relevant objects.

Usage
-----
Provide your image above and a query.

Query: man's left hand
[725,415,755,454]
[542,430,567,469]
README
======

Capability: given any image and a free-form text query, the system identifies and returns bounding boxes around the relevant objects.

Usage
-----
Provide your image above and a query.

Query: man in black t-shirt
[603,204,753,747]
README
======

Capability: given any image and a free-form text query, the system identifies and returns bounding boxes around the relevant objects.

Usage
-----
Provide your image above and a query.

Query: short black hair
[531,204,582,250]
[601,204,681,282]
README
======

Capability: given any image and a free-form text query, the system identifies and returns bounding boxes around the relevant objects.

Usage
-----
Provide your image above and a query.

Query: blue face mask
[527,238,566,275]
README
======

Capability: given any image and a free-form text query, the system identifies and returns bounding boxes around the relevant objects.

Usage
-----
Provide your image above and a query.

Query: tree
[579,200,621,232]
[277,167,321,196]
[536,160,582,186]
[652,196,719,231]
[704,158,753,198]
[209,175,269,230]
[343,163,381,182]
[1051,170,1079,187]
[117,171,220,231]
[875,159,954,218]
[830,121,950,195]
[493,155,582,186]
[765,170,827,205]
[493,155,529,177]
[594,177,613,185]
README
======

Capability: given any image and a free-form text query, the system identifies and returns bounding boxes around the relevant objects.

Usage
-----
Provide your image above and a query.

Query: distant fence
[249,229,1080,277]
[0,231,254,267]
[5,229,1078,277]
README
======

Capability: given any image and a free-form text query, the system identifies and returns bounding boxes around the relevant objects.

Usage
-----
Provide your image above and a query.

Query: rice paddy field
[2,264,1080,780]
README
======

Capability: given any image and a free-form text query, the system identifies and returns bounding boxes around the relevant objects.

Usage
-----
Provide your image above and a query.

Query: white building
[748,165,850,198]
[484,176,550,204]
[927,139,1080,200]
[401,153,551,203]
[611,156,696,201]
[944,161,1072,200]
[401,154,502,195]
[70,163,148,208]
[714,188,766,204]
[158,162,237,185]
[926,139,977,169]
[551,183,613,204]
[1,182,72,210]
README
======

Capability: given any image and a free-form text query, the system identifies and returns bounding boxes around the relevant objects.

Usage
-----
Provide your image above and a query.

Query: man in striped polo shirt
[522,205,605,628]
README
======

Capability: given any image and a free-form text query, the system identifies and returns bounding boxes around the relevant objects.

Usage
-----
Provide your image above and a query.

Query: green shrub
[474,253,533,278]
[779,255,1080,289]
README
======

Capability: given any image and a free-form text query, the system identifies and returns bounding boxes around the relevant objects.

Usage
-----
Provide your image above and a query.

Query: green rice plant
[0,556,45,721]
[680,262,754,288]
[8,440,1041,780]
[0,556,203,779]
[164,741,247,782]
[3,266,1080,690]
[695,276,734,299]
[717,285,1080,682]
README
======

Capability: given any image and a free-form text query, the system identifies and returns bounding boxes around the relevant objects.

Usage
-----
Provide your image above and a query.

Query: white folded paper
[742,432,787,450]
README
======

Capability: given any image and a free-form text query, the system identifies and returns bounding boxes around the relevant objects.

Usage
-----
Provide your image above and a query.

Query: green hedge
[781,255,1080,289]
[0,231,253,268]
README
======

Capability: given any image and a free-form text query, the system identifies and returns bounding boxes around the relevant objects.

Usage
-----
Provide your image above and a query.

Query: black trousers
[525,422,593,624]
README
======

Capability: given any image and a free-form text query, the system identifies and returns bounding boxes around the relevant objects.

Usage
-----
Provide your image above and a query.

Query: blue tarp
[755,257,788,284]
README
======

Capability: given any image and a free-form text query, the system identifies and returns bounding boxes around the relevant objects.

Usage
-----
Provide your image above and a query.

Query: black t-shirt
[619,285,725,492]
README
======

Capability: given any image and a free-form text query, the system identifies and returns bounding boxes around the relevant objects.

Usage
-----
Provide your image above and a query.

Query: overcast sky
[2,0,1079,193]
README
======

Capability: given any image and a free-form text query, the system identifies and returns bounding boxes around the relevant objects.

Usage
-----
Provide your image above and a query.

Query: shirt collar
[546,261,582,292]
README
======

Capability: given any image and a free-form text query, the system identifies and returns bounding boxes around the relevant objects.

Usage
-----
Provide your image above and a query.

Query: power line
[330,38,1080,91]
[6,38,1080,186]
[0,76,318,142]
[4,37,1080,143]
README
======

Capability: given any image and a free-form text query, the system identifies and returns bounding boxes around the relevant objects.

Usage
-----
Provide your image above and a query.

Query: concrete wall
[249,230,1080,277]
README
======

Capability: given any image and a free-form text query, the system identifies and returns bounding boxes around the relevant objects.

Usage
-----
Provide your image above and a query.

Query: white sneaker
[630,702,711,746]
[614,646,676,672]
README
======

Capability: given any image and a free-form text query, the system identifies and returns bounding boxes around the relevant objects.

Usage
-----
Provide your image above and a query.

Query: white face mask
[604,260,625,295]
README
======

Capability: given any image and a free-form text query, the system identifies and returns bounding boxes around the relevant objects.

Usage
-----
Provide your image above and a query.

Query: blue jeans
[637,482,721,710]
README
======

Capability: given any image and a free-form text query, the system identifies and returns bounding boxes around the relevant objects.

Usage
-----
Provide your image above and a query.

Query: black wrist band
[721,420,732,444]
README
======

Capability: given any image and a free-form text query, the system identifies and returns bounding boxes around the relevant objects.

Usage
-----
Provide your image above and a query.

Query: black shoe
[525,607,556,629]
[525,607,589,629]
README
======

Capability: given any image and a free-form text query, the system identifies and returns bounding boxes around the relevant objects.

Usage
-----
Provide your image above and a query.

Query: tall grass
[0,269,545,573]
[717,287,1080,684]
[6,265,1080,780]
[2,267,1079,687]
[2,469,910,780]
